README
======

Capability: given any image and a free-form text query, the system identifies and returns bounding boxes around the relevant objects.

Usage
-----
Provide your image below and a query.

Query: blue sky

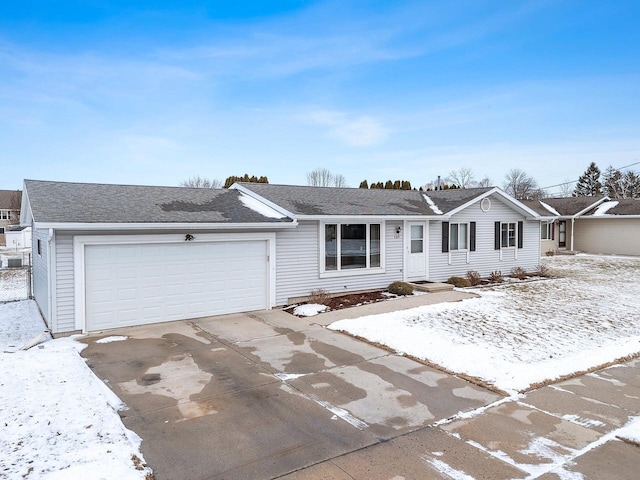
[2,1,639,194]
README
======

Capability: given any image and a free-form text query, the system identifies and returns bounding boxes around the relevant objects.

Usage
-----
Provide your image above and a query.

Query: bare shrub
[388,281,414,295]
[309,288,331,305]
[534,264,552,277]
[510,266,528,280]
[545,249,556,256]
[489,270,504,283]
[465,270,482,286]
[448,276,471,288]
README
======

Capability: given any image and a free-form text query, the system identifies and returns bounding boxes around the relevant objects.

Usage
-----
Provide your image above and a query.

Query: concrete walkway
[79,291,640,479]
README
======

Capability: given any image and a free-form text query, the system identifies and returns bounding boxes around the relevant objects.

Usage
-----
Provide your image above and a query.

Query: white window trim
[541,222,552,240]
[449,222,469,252]
[500,222,517,249]
[319,221,385,278]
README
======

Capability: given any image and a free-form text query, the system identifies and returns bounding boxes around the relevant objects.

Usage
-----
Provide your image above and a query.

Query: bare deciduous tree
[446,167,475,188]
[307,168,348,187]
[476,176,492,188]
[558,180,574,198]
[179,176,222,189]
[503,169,543,199]
[334,174,347,187]
[9,190,21,224]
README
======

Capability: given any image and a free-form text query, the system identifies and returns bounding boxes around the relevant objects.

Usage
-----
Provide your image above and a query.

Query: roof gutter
[293,214,446,221]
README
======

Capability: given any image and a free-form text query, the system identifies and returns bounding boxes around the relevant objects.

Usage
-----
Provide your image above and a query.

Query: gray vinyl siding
[32,227,50,325]
[275,220,404,304]
[54,232,75,333]
[428,196,541,281]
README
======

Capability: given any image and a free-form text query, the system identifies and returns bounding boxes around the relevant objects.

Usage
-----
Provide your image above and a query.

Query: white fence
[0,266,32,302]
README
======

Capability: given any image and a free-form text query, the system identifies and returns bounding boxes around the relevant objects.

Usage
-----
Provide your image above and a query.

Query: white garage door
[85,240,268,331]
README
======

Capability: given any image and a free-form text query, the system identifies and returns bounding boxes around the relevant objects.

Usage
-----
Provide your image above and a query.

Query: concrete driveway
[79,304,502,480]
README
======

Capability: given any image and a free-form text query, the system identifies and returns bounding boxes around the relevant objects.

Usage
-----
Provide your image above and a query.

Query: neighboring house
[523,196,640,256]
[4,225,32,250]
[0,189,22,245]
[22,179,543,336]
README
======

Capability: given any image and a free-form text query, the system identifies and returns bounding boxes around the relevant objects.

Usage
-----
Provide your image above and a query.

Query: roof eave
[20,184,33,227]
[445,188,541,218]
[577,214,640,219]
[294,214,444,221]
[33,221,298,231]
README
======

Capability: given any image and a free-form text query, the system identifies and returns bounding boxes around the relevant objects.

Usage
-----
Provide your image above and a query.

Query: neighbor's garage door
[84,240,268,331]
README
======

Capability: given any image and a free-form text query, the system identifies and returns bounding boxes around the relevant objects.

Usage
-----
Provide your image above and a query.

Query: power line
[541,160,640,191]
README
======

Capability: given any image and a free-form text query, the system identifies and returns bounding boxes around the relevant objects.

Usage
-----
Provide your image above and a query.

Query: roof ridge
[24,179,223,192]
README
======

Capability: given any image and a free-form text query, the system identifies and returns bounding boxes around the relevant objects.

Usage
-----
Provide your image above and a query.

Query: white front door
[407,222,427,279]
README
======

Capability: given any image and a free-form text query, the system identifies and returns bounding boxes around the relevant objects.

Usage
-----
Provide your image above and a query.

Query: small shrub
[545,249,556,256]
[510,266,528,280]
[489,270,504,283]
[309,288,331,305]
[448,276,471,288]
[534,264,552,277]
[388,281,414,296]
[465,270,482,286]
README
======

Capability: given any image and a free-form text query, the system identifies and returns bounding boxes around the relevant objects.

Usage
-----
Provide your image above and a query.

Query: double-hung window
[501,222,516,247]
[324,223,382,273]
[494,221,524,250]
[540,223,553,240]
[449,223,468,251]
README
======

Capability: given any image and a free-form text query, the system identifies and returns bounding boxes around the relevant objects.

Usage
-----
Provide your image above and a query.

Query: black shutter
[442,222,449,253]
[518,221,524,249]
[470,222,476,252]
[494,222,501,250]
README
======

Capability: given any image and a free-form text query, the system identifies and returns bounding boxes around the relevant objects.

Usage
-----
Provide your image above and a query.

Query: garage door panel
[85,240,269,331]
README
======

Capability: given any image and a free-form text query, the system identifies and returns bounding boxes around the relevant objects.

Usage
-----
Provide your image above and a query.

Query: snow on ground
[617,416,640,444]
[294,303,328,316]
[330,255,640,394]
[0,300,152,479]
[0,268,29,302]
[96,335,129,344]
[0,300,50,352]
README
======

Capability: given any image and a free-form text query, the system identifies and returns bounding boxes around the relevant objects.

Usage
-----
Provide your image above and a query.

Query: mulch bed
[285,290,390,316]
[323,291,387,310]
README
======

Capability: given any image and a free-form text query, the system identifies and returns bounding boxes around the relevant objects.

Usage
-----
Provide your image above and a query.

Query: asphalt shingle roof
[238,183,494,216]
[24,180,293,224]
[585,198,640,216]
[0,190,21,209]
[539,196,608,216]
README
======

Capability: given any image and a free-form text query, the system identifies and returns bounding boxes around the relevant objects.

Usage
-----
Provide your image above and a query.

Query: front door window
[410,225,424,253]
[559,221,566,248]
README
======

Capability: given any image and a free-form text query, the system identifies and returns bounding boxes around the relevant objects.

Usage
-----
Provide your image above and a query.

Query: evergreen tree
[573,162,602,197]
[623,171,640,198]
[224,174,269,188]
[359,180,369,189]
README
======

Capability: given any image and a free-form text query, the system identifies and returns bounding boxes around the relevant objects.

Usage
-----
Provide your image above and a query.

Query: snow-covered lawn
[0,300,152,479]
[329,255,640,394]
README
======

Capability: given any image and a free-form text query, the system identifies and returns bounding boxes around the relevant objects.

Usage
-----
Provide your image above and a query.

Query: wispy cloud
[304,110,389,147]
[153,1,548,79]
